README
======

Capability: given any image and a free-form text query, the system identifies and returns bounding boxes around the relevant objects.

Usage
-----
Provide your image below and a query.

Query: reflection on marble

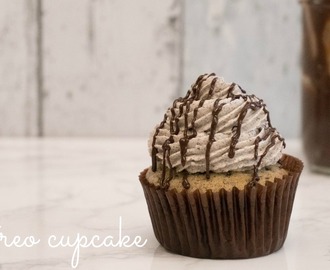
[0,138,329,269]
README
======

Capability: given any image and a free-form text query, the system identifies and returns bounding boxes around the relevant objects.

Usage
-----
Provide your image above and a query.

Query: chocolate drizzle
[161,136,174,188]
[254,137,262,160]
[182,170,190,189]
[151,113,168,171]
[151,74,212,188]
[150,73,285,190]
[251,133,286,186]
[206,98,225,179]
[228,102,251,158]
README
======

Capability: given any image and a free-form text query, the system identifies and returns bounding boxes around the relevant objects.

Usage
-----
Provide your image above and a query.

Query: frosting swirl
[149,73,285,188]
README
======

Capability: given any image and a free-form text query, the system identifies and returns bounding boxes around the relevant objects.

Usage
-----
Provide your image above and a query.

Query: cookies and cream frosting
[149,73,285,189]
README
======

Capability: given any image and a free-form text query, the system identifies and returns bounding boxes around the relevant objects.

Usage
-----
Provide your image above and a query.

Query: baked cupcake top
[149,73,285,189]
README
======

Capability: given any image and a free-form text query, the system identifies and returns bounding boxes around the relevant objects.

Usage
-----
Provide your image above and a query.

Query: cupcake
[139,73,303,258]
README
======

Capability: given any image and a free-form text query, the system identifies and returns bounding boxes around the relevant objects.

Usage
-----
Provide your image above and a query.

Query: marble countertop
[0,138,329,270]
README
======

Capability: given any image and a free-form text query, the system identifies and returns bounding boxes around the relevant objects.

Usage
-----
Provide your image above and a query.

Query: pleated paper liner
[139,154,303,259]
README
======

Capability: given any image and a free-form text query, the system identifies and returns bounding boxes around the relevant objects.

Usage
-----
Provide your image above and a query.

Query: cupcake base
[139,154,303,259]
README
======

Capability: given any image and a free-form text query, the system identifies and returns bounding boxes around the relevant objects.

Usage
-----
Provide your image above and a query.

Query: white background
[0,0,301,138]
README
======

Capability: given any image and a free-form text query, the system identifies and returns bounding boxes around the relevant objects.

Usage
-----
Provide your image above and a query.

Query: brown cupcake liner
[139,154,303,259]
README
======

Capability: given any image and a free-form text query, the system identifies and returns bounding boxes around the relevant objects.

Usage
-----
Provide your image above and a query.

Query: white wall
[0,0,39,136]
[183,0,301,139]
[0,0,302,138]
